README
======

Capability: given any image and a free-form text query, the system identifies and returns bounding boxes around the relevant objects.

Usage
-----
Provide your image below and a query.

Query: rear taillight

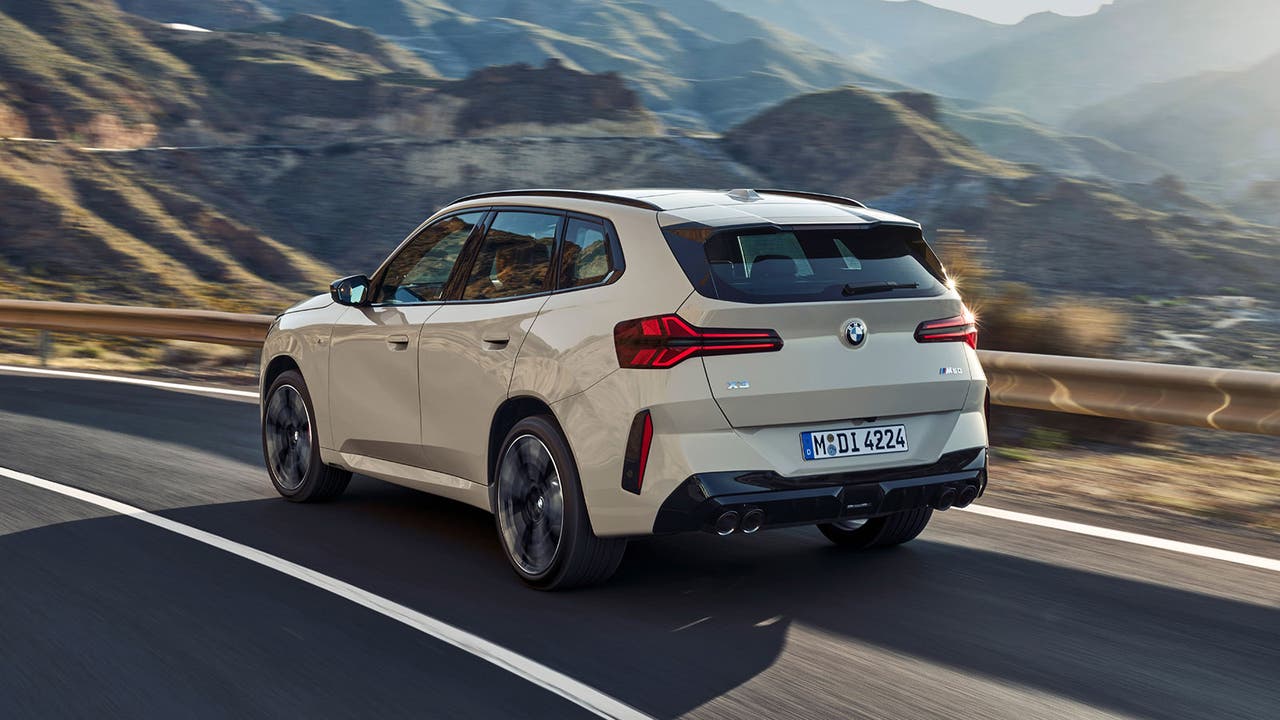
[613,314,783,369]
[915,311,977,349]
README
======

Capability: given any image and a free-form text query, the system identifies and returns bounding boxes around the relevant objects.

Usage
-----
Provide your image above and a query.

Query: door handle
[482,334,511,347]
[386,334,410,350]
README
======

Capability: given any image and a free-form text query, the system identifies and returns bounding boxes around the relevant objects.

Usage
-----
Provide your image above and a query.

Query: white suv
[260,189,989,589]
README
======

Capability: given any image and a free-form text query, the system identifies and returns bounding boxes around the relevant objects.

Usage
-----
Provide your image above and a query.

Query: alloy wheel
[265,384,313,491]
[496,434,565,576]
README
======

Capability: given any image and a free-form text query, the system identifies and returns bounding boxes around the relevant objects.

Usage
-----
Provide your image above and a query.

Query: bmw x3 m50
[260,188,989,589]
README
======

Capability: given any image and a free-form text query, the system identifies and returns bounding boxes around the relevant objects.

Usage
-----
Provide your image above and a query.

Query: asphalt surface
[0,372,1276,719]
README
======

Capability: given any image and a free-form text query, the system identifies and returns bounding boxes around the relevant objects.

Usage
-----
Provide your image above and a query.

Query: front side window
[461,211,560,300]
[377,212,484,304]
[558,218,613,289]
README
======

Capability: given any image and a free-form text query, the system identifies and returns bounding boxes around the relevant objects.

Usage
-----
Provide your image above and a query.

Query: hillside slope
[905,0,1280,123]
[721,86,1280,298]
[1068,51,1280,190]
[208,0,901,130]
[717,0,1012,77]
[0,141,331,311]
[723,86,1025,198]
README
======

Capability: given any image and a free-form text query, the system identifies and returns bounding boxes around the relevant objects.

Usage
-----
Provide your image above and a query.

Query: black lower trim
[652,448,987,534]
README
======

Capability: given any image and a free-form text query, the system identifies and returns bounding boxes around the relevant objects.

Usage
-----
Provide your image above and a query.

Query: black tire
[818,507,933,549]
[492,415,625,590]
[262,369,351,503]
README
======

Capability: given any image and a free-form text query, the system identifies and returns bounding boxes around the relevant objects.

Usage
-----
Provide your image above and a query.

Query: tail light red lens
[915,311,977,349]
[613,314,783,369]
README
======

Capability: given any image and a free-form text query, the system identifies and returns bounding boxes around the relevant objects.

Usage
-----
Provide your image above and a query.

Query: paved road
[0,372,1276,719]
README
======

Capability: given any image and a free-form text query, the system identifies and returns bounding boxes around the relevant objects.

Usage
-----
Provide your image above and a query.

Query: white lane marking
[0,365,258,400]
[3,367,1275,577]
[671,616,711,633]
[0,466,652,720]
[960,504,1280,573]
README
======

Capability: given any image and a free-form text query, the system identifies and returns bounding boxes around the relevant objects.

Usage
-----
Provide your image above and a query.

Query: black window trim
[365,204,628,308]
[368,208,492,308]
[444,205,627,305]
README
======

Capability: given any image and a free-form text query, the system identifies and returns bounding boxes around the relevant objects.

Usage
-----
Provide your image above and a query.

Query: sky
[910,0,1114,24]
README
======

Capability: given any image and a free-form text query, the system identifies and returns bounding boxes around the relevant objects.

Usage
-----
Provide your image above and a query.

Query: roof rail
[449,189,662,211]
[755,188,867,209]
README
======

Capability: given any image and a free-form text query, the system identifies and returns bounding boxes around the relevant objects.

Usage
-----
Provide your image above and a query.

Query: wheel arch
[488,395,567,485]
[262,354,301,400]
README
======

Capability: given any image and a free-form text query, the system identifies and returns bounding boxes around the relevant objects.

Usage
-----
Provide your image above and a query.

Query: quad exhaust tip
[740,509,764,534]
[714,510,740,536]
[935,488,957,511]
[955,485,979,508]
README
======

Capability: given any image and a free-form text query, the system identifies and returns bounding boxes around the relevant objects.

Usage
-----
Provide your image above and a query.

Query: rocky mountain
[120,0,899,130]
[3,0,1277,317]
[716,0,1013,78]
[0,0,206,146]
[1068,51,1280,193]
[938,102,1170,184]
[0,140,332,311]
[723,86,1025,198]
[115,0,277,29]
[905,0,1280,124]
[722,86,1279,299]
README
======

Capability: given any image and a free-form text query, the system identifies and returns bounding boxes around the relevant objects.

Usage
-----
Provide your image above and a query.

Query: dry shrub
[937,234,1160,447]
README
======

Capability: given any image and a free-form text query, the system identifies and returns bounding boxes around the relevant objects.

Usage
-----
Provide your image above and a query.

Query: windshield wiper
[842,281,919,296]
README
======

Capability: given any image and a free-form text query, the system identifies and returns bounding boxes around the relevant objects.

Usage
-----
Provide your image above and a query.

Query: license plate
[801,424,908,461]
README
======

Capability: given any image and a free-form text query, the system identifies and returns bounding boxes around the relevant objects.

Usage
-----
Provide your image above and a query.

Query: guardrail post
[37,330,51,367]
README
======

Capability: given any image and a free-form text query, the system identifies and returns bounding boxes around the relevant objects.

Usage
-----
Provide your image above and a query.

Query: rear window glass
[664,224,947,304]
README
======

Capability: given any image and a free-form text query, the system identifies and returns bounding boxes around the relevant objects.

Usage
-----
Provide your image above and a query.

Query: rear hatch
[666,222,975,429]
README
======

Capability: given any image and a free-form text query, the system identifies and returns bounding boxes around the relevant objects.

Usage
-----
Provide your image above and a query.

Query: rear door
[669,223,975,429]
[418,209,563,484]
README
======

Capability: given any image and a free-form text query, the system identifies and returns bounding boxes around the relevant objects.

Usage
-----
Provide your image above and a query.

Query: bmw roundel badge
[844,320,867,347]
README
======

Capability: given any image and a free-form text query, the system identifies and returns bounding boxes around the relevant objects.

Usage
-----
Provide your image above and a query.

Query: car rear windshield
[663,224,948,304]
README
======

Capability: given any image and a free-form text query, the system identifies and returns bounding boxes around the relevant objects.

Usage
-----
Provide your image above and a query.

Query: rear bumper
[653,448,987,534]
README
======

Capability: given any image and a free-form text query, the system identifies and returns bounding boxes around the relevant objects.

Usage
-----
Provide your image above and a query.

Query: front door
[328,210,485,466]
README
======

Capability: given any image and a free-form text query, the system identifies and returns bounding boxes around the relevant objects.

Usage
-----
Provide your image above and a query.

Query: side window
[461,211,560,300]
[376,212,484,304]
[558,218,613,289]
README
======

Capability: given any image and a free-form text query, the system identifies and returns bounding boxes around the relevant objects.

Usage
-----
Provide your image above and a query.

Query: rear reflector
[614,314,783,369]
[621,410,653,494]
[915,311,977,350]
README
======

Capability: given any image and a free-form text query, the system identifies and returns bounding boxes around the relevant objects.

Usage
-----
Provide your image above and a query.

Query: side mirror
[330,275,371,306]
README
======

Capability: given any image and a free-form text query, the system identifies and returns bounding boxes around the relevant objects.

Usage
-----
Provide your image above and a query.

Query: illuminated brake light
[915,311,978,349]
[613,314,783,369]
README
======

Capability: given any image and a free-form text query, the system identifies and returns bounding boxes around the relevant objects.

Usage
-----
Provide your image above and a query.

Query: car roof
[447,188,919,228]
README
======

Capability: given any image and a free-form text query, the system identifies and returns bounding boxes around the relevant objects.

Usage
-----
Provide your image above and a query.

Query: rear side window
[461,211,560,300]
[558,218,613,289]
[664,224,947,304]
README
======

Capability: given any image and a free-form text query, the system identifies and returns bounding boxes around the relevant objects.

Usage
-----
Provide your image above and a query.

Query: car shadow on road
[151,476,1280,720]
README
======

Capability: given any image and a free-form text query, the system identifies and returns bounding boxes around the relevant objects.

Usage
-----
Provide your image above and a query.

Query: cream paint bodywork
[261,193,989,535]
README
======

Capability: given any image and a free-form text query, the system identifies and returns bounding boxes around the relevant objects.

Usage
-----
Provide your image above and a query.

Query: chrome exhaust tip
[955,485,979,508]
[740,509,764,534]
[935,488,957,511]
[714,510,740,536]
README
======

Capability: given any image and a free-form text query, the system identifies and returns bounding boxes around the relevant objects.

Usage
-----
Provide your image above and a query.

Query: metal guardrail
[1,300,1278,436]
[982,350,1279,436]
[0,300,272,347]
